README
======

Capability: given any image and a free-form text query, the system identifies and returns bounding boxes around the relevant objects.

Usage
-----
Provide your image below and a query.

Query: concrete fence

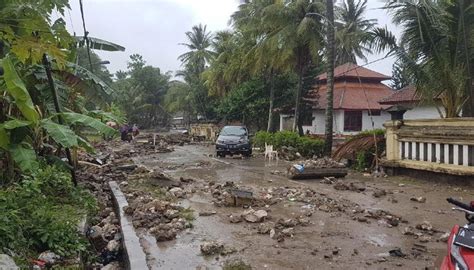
[383,118,474,176]
[190,123,219,141]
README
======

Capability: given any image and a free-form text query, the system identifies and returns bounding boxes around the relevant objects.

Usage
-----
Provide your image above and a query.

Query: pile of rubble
[76,147,126,268]
[122,191,191,241]
[278,146,302,161]
[300,157,345,169]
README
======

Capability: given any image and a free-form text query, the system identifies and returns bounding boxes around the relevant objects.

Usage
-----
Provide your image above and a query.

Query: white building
[378,85,443,119]
[280,63,394,135]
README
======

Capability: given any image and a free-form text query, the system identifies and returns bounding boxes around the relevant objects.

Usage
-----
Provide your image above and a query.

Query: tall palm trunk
[267,69,275,132]
[462,0,473,116]
[293,65,304,135]
[324,0,336,156]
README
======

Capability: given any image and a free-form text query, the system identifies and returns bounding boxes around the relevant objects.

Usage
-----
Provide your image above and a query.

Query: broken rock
[416,221,433,231]
[372,189,387,198]
[200,241,224,256]
[229,214,243,223]
[242,209,268,223]
[257,223,273,234]
[38,251,60,266]
[0,254,18,270]
[199,210,217,216]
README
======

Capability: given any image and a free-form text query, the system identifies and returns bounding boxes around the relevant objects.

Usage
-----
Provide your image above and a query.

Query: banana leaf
[60,112,117,137]
[75,36,125,52]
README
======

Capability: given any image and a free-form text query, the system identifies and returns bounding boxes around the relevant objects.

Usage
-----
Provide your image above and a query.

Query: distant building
[280,63,394,135]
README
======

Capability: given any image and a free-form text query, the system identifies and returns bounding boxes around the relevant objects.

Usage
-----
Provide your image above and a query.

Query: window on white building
[344,110,362,131]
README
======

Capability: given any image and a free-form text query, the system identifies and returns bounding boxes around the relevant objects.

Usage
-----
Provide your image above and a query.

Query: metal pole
[42,54,78,186]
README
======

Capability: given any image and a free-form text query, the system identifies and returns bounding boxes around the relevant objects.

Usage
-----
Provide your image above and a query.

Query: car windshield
[220,126,247,136]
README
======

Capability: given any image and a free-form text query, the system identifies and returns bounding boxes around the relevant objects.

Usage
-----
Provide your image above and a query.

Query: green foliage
[372,0,474,117]
[0,165,96,259]
[9,143,39,173]
[254,131,324,158]
[112,54,171,128]
[2,55,40,122]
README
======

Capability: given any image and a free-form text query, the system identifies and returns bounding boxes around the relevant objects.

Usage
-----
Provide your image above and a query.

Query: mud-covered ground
[116,138,474,270]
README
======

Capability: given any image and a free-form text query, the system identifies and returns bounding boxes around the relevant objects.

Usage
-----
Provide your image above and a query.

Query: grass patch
[179,207,195,222]
[0,165,97,266]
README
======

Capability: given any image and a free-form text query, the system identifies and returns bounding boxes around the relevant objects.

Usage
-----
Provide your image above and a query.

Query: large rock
[0,254,18,270]
[242,209,268,223]
[200,241,224,256]
[38,251,60,266]
[106,240,121,253]
[169,187,185,198]
[101,261,121,270]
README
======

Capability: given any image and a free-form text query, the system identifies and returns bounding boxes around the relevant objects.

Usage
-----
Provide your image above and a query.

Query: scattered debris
[38,251,60,266]
[439,232,450,242]
[199,210,217,216]
[416,221,433,232]
[410,197,426,203]
[389,248,406,258]
[229,214,243,223]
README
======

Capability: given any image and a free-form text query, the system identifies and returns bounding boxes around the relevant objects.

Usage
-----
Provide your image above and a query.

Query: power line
[67,9,76,35]
[78,0,95,73]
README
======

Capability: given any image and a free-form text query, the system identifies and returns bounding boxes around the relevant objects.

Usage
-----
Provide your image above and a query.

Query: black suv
[215,126,252,157]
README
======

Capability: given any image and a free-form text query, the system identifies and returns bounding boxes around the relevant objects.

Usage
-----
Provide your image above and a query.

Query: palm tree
[372,0,474,118]
[261,0,325,134]
[335,0,376,65]
[178,24,214,75]
[203,30,248,97]
[231,0,284,132]
[324,0,336,155]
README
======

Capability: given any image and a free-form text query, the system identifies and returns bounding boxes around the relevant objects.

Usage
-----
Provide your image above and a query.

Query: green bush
[0,165,96,259]
[254,131,324,158]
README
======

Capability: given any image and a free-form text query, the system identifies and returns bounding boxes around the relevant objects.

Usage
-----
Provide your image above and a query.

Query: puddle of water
[140,195,239,270]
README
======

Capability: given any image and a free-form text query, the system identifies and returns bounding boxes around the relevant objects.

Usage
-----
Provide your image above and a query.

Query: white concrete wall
[312,110,345,135]
[311,109,390,135]
[404,105,442,120]
[362,111,392,131]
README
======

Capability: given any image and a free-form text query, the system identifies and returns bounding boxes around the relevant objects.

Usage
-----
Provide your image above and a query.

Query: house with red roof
[378,85,443,119]
[280,63,394,135]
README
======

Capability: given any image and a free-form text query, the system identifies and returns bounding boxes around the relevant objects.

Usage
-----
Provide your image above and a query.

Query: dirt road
[130,143,474,270]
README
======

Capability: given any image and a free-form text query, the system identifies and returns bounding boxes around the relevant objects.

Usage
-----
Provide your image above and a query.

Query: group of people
[120,123,139,142]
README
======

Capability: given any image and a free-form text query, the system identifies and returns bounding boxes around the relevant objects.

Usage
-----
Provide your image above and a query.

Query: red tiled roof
[308,81,394,110]
[378,85,420,105]
[317,62,391,82]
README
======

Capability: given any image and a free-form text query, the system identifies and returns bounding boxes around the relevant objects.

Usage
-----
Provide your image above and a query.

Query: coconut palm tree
[324,0,336,155]
[178,24,214,75]
[260,0,325,134]
[372,0,474,118]
[335,0,376,65]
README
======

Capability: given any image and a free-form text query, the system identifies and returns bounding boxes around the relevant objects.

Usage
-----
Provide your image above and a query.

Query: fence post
[384,120,403,162]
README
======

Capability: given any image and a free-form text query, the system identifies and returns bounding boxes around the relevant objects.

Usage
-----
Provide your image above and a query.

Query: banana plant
[0,55,116,174]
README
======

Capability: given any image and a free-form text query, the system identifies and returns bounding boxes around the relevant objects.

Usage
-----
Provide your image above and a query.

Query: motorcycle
[441,198,474,270]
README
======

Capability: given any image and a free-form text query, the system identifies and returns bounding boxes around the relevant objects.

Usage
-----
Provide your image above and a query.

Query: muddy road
[127,142,474,270]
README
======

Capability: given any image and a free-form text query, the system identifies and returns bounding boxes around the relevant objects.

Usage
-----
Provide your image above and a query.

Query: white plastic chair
[264,143,278,160]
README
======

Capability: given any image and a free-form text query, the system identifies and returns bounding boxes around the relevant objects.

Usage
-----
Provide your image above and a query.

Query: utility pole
[324,0,336,156]
[42,54,78,186]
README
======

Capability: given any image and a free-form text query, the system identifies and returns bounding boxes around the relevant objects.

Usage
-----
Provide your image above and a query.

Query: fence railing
[383,118,474,175]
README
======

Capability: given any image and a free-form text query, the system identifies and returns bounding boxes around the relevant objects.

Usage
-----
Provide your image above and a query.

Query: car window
[220,126,247,136]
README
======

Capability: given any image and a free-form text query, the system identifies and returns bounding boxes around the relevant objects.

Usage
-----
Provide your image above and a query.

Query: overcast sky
[65,0,399,78]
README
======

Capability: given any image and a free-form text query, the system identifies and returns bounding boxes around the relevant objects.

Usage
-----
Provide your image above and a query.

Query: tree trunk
[293,69,304,135]
[324,0,336,156]
[464,0,473,117]
[267,70,276,132]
